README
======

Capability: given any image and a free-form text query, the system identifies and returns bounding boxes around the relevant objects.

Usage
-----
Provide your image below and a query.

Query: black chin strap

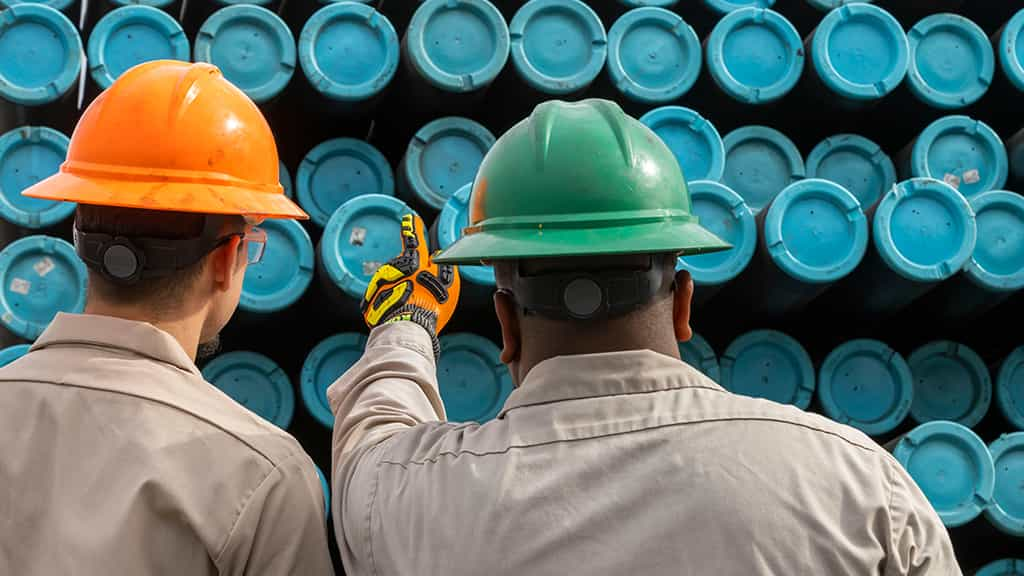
[506,254,677,321]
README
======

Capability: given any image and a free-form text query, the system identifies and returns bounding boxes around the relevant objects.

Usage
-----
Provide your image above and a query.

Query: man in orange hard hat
[0,61,333,574]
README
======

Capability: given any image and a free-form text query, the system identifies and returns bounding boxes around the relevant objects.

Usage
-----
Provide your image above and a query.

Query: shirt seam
[367,459,382,576]
[885,456,898,573]
[378,414,880,469]
[214,451,303,565]
[501,383,728,414]
[0,377,291,466]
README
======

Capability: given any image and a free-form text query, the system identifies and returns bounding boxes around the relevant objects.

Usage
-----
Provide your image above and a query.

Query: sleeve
[326,321,446,573]
[884,458,963,576]
[215,451,335,576]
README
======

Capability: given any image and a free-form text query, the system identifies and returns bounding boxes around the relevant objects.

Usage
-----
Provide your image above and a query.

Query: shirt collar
[32,313,201,376]
[500,349,725,415]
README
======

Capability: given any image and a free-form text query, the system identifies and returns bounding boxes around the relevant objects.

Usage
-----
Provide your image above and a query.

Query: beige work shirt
[0,313,334,575]
[329,322,960,576]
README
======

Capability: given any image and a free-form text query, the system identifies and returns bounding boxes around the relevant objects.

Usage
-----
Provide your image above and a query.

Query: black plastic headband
[509,254,677,321]
[74,216,226,285]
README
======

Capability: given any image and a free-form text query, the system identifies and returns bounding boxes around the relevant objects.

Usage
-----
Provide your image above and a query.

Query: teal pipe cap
[202,351,295,429]
[0,236,87,341]
[908,341,991,428]
[805,133,895,209]
[720,329,815,409]
[892,420,994,528]
[817,339,912,436]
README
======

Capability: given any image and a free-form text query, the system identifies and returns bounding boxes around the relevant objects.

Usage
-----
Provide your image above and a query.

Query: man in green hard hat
[327,100,960,575]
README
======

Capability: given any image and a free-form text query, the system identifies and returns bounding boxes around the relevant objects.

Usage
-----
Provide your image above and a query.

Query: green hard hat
[433,99,731,264]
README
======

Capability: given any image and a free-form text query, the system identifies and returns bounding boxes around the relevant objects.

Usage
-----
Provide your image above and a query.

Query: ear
[210,236,244,293]
[673,269,693,342]
[494,290,521,365]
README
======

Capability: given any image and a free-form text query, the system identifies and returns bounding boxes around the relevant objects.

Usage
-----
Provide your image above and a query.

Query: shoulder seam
[213,451,303,566]
[379,414,881,469]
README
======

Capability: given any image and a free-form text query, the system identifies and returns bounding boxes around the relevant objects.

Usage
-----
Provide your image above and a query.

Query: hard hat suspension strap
[508,254,677,321]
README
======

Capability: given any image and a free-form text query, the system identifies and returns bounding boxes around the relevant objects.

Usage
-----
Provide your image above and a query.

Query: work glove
[362,214,460,357]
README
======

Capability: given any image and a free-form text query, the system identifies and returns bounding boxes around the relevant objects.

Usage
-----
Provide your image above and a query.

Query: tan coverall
[330,322,961,576]
[0,313,334,575]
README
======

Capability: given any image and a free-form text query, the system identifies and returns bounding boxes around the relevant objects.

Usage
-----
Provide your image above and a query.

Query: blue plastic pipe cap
[977,559,1024,576]
[0,4,82,106]
[509,0,607,95]
[320,194,418,300]
[873,178,977,284]
[998,347,1024,431]
[0,0,75,14]
[986,433,1024,537]
[240,219,314,314]
[892,420,994,528]
[805,134,895,209]
[299,3,399,103]
[109,0,178,8]
[0,343,30,367]
[194,5,295,104]
[406,0,509,93]
[0,236,87,341]
[908,341,991,428]
[607,8,700,104]
[314,464,330,520]
[805,0,875,10]
[617,0,678,7]
[297,138,394,228]
[438,333,513,423]
[702,0,775,15]
[705,8,803,105]
[818,339,912,436]
[909,116,1008,198]
[964,191,1024,293]
[720,330,815,409]
[998,9,1024,93]
[301,333,367,428]
[676,180,756,287]
[435,183,494,288]
[88,6,189,90]
[400,117,495,212]
[0,127,74,229]
[722,125,804,212]
[763,178,868,284]
[906,14,992,110]
[279,160,293,199]
[639,107,725,182]
[202,351,295,429]
[678,332,720,382]
[810,3,907,101]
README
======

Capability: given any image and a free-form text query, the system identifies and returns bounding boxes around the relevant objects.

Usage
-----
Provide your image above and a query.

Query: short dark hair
[75,205,244,308]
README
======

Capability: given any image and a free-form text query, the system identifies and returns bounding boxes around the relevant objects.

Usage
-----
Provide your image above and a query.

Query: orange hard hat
[23,60,307,220]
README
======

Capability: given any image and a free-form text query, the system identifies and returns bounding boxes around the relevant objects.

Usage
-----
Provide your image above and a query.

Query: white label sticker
[962,169,980,184]
[34,257,55,277]
[943,173,961,189]
[362,261,382,276]
[9,278,30,295]
[349,227,367,246]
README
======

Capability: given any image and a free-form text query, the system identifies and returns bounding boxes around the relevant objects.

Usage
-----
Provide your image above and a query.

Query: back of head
[21,60,308,339]
[434,99,731,375]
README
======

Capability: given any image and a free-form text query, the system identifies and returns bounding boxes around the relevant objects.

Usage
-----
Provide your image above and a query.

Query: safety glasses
[219,227,268,264]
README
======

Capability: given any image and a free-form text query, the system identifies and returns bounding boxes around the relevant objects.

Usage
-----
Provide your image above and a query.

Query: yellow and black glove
[362,214,460,356]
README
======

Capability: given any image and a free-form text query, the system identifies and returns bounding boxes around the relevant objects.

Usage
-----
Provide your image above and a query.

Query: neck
[84,300,205,361]
[516,317,681,384]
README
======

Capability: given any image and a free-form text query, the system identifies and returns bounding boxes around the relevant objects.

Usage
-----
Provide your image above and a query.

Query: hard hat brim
[22,170,309,220]
[433,219,732,265]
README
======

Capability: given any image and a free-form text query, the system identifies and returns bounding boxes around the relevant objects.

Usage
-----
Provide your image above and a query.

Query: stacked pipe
[2,0,1024,570]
